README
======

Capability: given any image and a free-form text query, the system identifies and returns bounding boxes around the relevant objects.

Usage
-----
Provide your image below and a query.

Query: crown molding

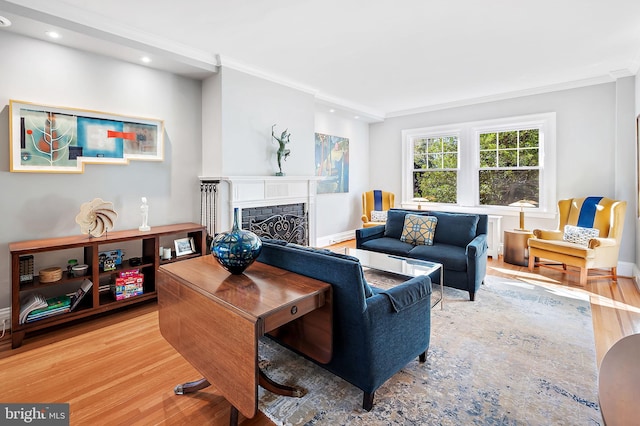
[385,74,620,118]
[609,68,635,79]
[218,55,385,123]
[315,94,385,123]
[218,55,318,96]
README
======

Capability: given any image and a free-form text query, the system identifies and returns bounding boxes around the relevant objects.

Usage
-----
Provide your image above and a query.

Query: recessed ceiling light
[329,109,335,113]
[141,56,152,63]
[0,16,12,27]
[46,31,61,39]
[354,116,360,119]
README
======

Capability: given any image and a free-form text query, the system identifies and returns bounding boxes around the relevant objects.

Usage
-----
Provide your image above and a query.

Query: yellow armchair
[361,190,395,228]
[528,197,626,286]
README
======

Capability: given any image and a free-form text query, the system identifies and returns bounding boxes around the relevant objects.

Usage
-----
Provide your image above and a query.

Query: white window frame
[405,128,461,203]
[402,112,556,216]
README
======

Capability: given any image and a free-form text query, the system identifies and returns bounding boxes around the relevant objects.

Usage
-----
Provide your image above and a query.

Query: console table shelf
[10,222,206,349]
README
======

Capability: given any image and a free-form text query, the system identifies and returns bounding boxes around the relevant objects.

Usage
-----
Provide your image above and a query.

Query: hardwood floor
[1,241,638,425]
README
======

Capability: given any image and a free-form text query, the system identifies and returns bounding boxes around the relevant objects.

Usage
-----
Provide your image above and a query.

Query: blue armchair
[257,239,432,411]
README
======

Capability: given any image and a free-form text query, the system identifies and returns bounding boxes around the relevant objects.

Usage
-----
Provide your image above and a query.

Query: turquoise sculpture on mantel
[271,124,291,176]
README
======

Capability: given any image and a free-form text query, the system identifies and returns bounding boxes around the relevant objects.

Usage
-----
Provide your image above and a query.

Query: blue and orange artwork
[15,104,161,172]
[76,117,125,159]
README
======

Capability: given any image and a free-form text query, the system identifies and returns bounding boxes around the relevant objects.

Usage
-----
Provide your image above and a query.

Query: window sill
[398,202,556,220]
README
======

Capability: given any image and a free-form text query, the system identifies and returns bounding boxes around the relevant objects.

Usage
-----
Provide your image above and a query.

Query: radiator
[486,215,502,259]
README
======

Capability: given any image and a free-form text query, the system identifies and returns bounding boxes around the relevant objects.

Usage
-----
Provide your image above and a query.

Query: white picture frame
[174,237,195,257]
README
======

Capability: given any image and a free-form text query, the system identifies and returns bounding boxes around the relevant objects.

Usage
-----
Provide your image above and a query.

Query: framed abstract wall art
[315,132,349,194]
[9,100,164,173]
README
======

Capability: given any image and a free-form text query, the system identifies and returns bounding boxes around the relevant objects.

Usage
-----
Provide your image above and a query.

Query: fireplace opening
[241,203,308,245]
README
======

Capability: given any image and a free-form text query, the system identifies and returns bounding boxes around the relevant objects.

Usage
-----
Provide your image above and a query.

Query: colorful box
[99,249,123,271]
[111,273,144,300]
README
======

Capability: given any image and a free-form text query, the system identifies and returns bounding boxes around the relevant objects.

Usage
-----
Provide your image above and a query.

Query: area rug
[257,272,602,425]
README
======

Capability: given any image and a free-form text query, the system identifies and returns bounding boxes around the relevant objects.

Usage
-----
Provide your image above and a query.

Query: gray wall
[369,81,636,264]
[0,32,203,310]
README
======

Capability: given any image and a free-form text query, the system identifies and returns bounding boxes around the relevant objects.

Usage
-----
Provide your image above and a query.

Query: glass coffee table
[346,248,444,309]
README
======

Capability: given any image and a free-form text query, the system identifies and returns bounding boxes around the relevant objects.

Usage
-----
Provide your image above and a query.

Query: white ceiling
[1,0,640,120]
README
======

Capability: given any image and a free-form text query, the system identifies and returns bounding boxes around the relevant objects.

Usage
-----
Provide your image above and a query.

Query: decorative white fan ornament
[75,198,118,237]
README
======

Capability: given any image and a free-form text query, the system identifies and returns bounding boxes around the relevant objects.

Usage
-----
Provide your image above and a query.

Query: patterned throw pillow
[563,225,599,246]
[400,214,438,246]
[370,210,388,222]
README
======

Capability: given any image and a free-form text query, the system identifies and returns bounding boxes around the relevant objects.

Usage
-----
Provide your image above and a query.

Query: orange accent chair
[528,197,626,286]
[361,190,395,228]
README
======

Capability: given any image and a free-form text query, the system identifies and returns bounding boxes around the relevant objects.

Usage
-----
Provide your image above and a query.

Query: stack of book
[19,279,93,324]
[19,293,47,324]
[20,294,70,323]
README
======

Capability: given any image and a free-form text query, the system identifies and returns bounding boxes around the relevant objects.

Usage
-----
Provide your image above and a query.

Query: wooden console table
[157,256,332,425]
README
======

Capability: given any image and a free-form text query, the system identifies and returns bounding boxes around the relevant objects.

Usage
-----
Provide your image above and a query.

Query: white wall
[314,111,370,243]
[0,32,203,310]
[202,67,316,177]
[370,82,636,264]
[200,68,370,244]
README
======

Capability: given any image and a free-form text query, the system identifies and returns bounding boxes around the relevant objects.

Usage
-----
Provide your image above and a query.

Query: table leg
[173,378,211,395]
[229,406,238,426]
[259,369,306,397]
[174,378,239,425]
[440,266,444,310]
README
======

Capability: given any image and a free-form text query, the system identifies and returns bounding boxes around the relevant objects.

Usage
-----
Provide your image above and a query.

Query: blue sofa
[257,239,432,411]
[356,209,488,301]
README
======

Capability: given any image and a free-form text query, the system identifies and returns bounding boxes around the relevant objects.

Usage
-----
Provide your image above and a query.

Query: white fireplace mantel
[199,175,321,245]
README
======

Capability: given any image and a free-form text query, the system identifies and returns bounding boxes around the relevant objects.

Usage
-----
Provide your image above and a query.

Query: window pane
[499,131,518,149]
[442,137,458,152]
[519,129,539,148]
[498,150,518,167]
[479,150,496,168]
[414,171,457,203]
[479,169,539,206]
[442,152,457,168]
[413,139,427,169]
[428,138,442,153]
[519,148,539,167]
[427,153,442,168]
[479,133,497,150]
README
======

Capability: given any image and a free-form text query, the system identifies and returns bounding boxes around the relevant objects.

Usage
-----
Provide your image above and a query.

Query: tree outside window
[478,129,539,206]
[412,135,458,203]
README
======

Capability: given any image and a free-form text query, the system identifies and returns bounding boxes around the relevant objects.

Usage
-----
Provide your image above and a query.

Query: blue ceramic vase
[211,208,262,274]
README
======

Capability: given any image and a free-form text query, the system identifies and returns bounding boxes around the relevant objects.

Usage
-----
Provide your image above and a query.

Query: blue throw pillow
[384,210,410,239]
[430,211,479,247]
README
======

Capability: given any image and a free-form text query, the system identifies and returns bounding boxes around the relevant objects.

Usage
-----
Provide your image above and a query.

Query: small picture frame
[174,237,195,257]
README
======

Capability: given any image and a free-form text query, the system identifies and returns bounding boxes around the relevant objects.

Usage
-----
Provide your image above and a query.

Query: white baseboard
[0,306,10,331]
[316,230,356,248]
[618,261,634,278]
[632,263,640,292]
